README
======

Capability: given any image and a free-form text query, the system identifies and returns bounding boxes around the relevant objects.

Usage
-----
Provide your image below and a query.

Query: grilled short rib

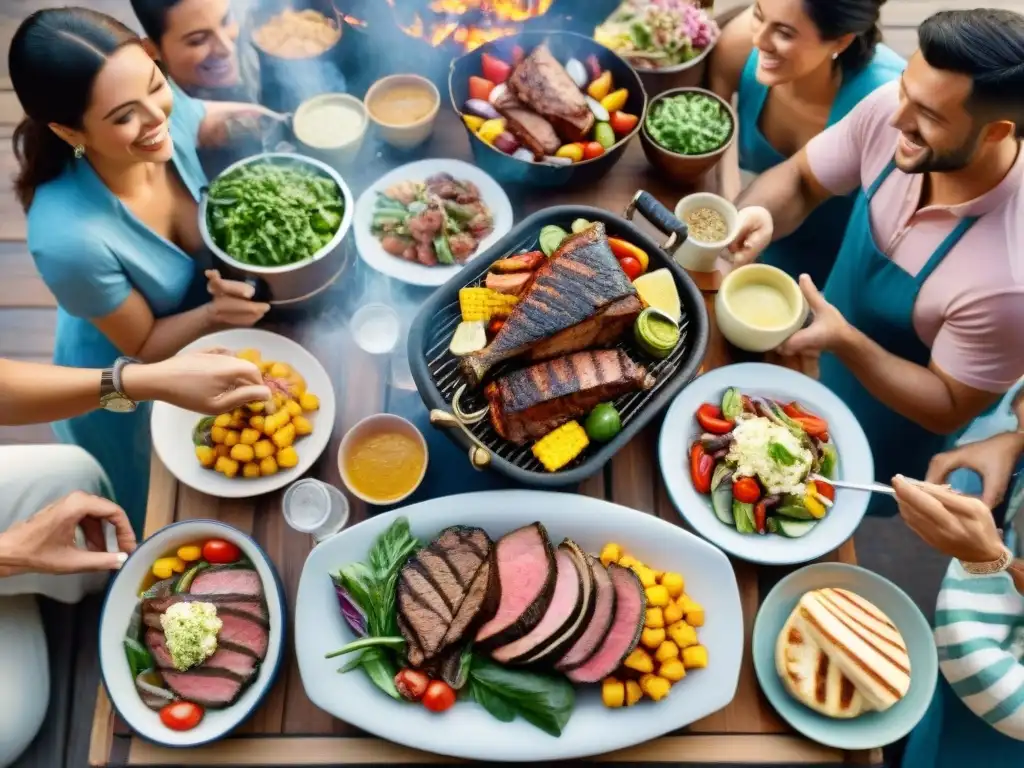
[486,350,655,444]
[396,526,500,667]
[508,44,594,142]
[491,86,561,157]
[461,224,641,387]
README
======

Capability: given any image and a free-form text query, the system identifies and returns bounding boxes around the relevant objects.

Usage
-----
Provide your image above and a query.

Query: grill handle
[624,190,689,255]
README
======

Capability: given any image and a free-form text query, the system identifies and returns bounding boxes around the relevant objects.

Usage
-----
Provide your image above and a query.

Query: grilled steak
[396,527,499,666]
[217,609,270,659]
[565,564,646,684]
[476,523,557,652]
[509,44,594,142]
[494,91,561,157]
[159,668,247,708]
[461,224,639,386]
[557,559,616,671]
[144,594,269,627]
[190,567,263,598]
[491,250,545,273]
[485,349,655,444]
[146,629,258,680]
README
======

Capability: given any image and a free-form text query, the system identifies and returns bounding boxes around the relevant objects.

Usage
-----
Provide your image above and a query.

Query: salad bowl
[659,363,873,565]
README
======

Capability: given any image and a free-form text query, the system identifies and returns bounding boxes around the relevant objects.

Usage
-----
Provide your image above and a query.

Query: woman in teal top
[10,7,274,532]
[709,0,904,287]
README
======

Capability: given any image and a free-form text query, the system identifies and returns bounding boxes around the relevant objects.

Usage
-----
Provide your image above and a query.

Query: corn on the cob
[458,287,518,322]
[531,421,589,472]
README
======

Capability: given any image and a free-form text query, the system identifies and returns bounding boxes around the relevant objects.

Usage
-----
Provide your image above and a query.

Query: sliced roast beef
[189,567,263,599]
[159,668,246,709]
[145,629,257,680]
[145,594,269,627]
[397,527,496,665]
[565,564,646,684]
[557,556,617,671]
[475,523,557,652]
[217,609,269,659]
[490,542,591,664]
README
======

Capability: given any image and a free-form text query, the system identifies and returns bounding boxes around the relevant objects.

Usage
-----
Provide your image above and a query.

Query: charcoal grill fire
[383,0,555,52]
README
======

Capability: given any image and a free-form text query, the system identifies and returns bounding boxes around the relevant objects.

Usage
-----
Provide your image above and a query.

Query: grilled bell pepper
[607,237,650,272]
[803,485,827,519]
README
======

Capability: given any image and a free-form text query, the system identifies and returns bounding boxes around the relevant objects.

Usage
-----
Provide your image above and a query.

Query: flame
[382,0,554,51]
[342,14,367,28]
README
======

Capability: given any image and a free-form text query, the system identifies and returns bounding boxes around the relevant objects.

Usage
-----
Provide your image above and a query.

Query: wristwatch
[960,544,1014,576]
[99,356,141,413]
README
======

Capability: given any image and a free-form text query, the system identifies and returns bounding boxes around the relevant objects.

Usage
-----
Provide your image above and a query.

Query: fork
[810,474,897,497]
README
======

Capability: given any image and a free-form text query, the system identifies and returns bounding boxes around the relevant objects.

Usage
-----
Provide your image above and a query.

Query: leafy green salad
[646,93,733,156]
[206,161,345,267]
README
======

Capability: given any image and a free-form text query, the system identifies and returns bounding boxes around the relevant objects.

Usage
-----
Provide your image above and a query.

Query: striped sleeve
[935,560,1024,740]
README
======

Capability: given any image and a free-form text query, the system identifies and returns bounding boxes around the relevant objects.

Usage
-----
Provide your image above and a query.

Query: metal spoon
[810,474,937,498]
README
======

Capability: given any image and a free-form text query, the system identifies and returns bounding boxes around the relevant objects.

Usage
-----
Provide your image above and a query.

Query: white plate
[99,520,286,747]
[295,490,744,762]
[659,364,873,565]
[353,158,514,287]
[151,329,336,498]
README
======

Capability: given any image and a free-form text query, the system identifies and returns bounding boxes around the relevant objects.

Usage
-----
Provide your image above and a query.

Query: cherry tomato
[202,539,241,564]
[783,402,829,440]
[609,111,639,135]
[813,480,835,502]
[582,141,606,160]
[160,701,203,731]
[732,477,761,504]
[468,76,496,102]
[753,501,767,535]
[695,403,734,435]
[689,442,714,494]
[422,680,456,713]
[394,668,430,702]
[481,52,512,84]
[619,256,643,281]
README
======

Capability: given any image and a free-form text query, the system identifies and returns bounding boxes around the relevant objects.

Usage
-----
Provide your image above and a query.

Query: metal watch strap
[112,356,140,398]
[960,545,1014,575]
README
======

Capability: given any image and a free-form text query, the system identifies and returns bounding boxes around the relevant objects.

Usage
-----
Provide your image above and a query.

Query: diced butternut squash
[625,680,643,706]
[682,645,709,669]
[634,566,657,588]
[299,392,320,411]
[645,607,665,629]
[292,416,313,436]
[599,542,621,567]
[602,678,625,708]
[659,659,686,682]
[685,603,705,627]
[660,572,685,598]
[254,440,275,460]
[618,555,640,569]
[277,446,299,468]
[667,621,698,649]
[230,444,255,463]
[641,627,666,649]
[215,456,240,478]
[213,413,232,428]
[639,673,671,702]
[623,648,654,674]
[259,456,279,476]
[224,430,240,447]
[242,462,261,479]
[663,600,684,625]
[240,428,260,445]
[285,399,303,417]
[195,446,216,468]
[646,584,670,607]
[654,641,679,663]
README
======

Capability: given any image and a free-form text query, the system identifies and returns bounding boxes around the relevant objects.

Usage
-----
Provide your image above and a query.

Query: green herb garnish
[768,441,797,466]
[646,93,732,156]
[467,655,575,737]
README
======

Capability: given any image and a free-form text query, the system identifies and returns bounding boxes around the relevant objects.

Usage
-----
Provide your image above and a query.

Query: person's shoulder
[709,7,756,96]
[27,173,110,257]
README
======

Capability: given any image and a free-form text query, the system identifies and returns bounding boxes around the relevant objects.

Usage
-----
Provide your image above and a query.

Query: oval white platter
[295,489,744,762]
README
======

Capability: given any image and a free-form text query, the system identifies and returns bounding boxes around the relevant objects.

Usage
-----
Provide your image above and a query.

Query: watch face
[101,393,137,413]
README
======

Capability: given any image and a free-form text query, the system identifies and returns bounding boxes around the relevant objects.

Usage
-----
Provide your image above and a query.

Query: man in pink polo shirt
[729,8,1024,514]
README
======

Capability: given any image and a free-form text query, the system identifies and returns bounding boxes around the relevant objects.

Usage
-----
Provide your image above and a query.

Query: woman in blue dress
[708,0,904,288]
[9,7,276,533]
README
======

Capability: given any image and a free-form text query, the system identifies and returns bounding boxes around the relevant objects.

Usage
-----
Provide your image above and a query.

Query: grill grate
[423,242,698,475]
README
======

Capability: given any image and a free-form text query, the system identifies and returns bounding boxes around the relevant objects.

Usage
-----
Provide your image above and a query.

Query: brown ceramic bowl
[640,86,737,184]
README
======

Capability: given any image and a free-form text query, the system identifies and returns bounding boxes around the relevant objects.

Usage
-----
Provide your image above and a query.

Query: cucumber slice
[174,562,209,594]
[571,218,592,234]
[711,472,734,525]
[772,518,818,538]
[775,503,815,521]
[539,225,569,257]
[733,501,755,534]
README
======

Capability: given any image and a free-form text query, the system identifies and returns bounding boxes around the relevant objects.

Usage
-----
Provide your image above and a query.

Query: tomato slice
[793,416,829,441]
[422,680,456,713]
[696,403,734,435]
[202,539,241,564]
[753,501,767,534]
[732,476,761,504]
[689,443,714,494]
[480,53,512,84]
[160,701,203,731]
[813,480,835,501]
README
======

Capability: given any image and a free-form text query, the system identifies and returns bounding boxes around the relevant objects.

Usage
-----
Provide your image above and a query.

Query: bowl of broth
[293,93,368,166]
[338,414,429,505]
[715,264,809,353]
[672,192,739,273]
[364,74,440,150]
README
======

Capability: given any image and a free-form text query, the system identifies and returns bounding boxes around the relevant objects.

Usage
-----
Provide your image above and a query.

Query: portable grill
[407,192,710,486]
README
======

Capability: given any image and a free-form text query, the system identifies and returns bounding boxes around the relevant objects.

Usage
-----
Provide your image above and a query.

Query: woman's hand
[122,350,271,414]
[727,206,773,265]
[0,491,136,577]
[198,101,288,147]
[205,270,270,328]
[925,431,1024,508]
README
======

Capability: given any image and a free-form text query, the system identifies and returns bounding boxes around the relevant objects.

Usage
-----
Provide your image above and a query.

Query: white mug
[672,193,739,272]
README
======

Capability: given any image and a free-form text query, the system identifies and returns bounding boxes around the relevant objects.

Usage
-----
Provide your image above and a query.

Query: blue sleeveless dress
[26,82,211,534]
[736,46,905,287]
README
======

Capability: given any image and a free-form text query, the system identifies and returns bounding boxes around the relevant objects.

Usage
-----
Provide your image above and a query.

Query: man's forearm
[134,305,212,363]
[735,157,823,241]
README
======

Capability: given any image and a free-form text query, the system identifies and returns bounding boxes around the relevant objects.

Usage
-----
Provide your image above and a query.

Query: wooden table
[89,109,880,767]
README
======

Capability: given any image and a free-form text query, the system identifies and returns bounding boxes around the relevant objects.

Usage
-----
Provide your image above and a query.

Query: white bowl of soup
[338,414,429,505]
[715,264,809,352]
[293,93,368,166]
[673,193,739,272]
[365,75,440,150]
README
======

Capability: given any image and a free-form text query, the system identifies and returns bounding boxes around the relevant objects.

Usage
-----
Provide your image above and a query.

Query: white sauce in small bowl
[294,96,367,149]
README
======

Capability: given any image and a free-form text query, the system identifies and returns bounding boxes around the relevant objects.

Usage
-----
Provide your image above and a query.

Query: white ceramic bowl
[292,93,368,166]
[673,192,739,272]
[365,74,440,150]
[294,490,744,761]
[716,264,809,352]
[337,414,428,505]
[99,520,286,747]
[151,329,336,499]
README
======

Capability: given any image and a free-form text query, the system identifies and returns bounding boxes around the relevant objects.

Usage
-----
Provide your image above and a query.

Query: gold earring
[73,144,85,159]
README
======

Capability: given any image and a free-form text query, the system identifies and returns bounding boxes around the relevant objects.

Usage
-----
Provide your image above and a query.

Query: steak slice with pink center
[190,568,262,599]
[145,594,268,627]
[159,669,245,709]
[475,522,557,652]
[218,609,269,659]
[145,629,257,680]
[557,557,616,671]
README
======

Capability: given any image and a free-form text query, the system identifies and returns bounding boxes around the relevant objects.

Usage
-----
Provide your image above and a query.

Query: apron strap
[866,159,899,200]
[915,215,982,287]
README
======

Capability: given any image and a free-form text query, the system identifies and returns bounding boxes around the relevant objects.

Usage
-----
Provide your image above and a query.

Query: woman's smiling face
[750,0,844,86]
[155,0,240,91]
[74,45,175,165]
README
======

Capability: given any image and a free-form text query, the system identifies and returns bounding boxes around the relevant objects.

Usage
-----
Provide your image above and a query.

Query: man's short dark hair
[130,0,180,43]
[919,9,1024,137]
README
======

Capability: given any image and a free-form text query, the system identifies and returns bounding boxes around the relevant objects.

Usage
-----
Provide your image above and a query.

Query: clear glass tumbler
[282,478,350,541]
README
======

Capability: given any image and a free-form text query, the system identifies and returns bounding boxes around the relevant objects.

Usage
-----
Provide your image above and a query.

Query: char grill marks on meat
[509,44,595,143]
[396,527,499,666]
[486,349,655,444]
[491,86,561,157]
[461,224,640,387]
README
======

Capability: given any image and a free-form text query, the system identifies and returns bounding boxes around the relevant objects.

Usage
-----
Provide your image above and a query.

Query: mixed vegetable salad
[646,92,733,156]
[689,389,839,538]
[595,0,720,69]
[206,161,345,267]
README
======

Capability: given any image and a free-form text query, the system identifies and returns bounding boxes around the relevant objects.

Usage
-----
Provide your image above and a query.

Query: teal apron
[820,158,980,516]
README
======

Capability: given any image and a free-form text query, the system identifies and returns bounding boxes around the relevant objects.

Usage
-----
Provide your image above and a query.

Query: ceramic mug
[715,264,809,352]
[672,193,739,272]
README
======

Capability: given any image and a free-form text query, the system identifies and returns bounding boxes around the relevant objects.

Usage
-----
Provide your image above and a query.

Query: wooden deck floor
[0,1,990,765]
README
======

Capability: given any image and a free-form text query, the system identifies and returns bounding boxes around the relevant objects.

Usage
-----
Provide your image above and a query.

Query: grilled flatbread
[776,588,911,718]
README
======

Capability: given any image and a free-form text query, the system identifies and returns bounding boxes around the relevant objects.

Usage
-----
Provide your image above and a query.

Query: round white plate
[658,363,873,565]
[353,158,514,287]
[99,520,286,747]
[151,329,336,499]
[295,490,745,762]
